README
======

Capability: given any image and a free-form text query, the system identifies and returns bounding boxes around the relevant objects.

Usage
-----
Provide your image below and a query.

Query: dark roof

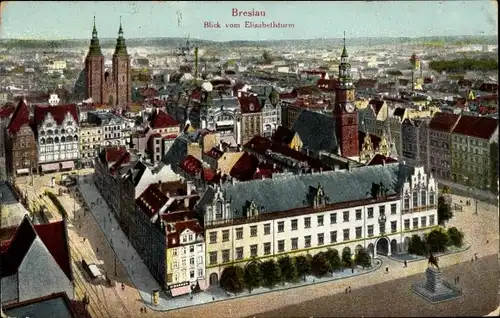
[292,110,338,154]
[428,112,460,132]
[479,83,498,93]
[205,147,224,160]
[99,146,128,165]
[367,154,398,166]
[1,215,37,277]
[271,126,296,144]
[136,184,169,218]
[34,104,79,127]
[150,110,178,129]
[0,103,16,119]
[239,95,262,114]
[316,79,338,91]
[2,292,77,318]
[368,99,385,116]
[230,152,260,181]
[452,115,498,139]
[7,99,31,135]
[356,79,378,89]
[393,107,406,119]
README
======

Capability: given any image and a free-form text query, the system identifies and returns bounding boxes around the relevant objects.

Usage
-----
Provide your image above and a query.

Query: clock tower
[334,32,359,158]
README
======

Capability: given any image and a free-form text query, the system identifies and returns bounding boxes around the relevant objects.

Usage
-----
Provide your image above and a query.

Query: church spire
[341,31,349,58]
[88,16,103,56]
[114,16,128,56]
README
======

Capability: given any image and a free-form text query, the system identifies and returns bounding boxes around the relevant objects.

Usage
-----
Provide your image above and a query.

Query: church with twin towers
[84,17,131,109]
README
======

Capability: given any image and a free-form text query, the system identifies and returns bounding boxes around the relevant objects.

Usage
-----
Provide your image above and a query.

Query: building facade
[197,164,438,287]
[85,18,131,109]
[428,113,460,181]
[239,95,263,145]
[401,118,430,167]
[79,123,101,167]
[5,100,38,176]
[34,104,79,173]
[87,111,125,147]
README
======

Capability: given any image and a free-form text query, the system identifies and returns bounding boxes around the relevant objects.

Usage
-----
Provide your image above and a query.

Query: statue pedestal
[411,267,463,303]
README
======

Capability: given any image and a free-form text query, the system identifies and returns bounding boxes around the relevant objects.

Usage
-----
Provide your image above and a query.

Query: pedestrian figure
[140,308,143,313]
[487,240,489,244]
[385,265,389,273]
[474,253,478,260]
[96,247,99,253]
[144,307,147,313]
[404,260,408,267]
[83,238,86,242]
[121,283,125,291]
[345,288,348,294]
[348,286,351,294]
[471,257,474,262]
[351,267,354,274]
[456,275,460,284]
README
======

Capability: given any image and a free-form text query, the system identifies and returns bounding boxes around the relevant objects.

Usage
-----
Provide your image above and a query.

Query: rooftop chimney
[382,159,386,166]
[186,180,194,195]
[184,197,190,209]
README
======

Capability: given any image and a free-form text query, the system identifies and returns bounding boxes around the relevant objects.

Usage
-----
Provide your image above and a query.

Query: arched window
[215,201,223,220]
[40,138,45,144]
[47,129,53,135]
[40,130,45,136]
[61,129,66,134]
[420,189,427,206]
[412,191,418,208]
[61,136,66,142]
[74,135,78,141]
[54,129,59,134]
[46,137,53,144]
[67,136,73,142]
[54,137,59,143]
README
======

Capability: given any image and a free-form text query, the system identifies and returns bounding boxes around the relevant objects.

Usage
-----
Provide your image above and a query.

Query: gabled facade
[34,104,79,173]
[427,112,460,181]
[401,118,430,168]
[5,100,37,176]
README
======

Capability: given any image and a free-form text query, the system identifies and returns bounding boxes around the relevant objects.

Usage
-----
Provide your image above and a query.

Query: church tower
[84,17,104,104]
[334,32,359,158]
[112,17,131,109]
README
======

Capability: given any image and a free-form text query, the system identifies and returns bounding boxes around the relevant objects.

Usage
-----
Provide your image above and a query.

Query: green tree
[243,262,262,294]
[426,228,449,253]
[310,252,331,277]
[437,196,453,225]
[294,254,312,281]
[341,248,353,268]
[219,265,245,294]
[324,248,342,273]
[447,227,465,247]
[408,234,427,256]
[259,259,281,288]
[278,255,298,284]
[355,248,372,269]
[261,50,273,64]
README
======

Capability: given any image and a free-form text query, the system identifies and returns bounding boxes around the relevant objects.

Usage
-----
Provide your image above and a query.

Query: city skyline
[0,1,498,41]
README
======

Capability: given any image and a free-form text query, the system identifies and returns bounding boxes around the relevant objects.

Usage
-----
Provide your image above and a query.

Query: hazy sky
[0,1,498,41]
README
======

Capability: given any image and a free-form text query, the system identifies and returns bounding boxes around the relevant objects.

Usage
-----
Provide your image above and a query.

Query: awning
[16,168,29,175]
[197,278,208,291]
[170,285,191,297]
[41,163,60,172]
[61,161,75,169]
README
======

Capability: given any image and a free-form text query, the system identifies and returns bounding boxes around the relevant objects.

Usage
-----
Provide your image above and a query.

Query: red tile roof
[164,216,204,248]
[140,87,158,98]
[150,110,178,129]
[279,92,298,100]
[230,152,260,181]
[202,168,220,182]
[164,134,178,140]
[180,155,203,175]
[0,219,72,281]
[136,184,169,218]
[428,112,460,132]
[7,99,30,135]
[316,79,338,91]
[367,154,398,166]
[238,95,262,114]
[452,115,498,139]
[271,126,295,144]
[205,147,224,159]
[34,104,78,127]
[101,146,127,164]
[109,151,131,174]
[0,103,15,119]
[293,86,319,96]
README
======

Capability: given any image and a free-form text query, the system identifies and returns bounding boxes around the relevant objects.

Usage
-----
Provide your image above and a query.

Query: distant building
[427,112,460,181]
[239,94,263,145]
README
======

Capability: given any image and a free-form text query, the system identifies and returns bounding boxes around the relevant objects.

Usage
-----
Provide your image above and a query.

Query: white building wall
[170,230,205,286]
[37,113,80,164]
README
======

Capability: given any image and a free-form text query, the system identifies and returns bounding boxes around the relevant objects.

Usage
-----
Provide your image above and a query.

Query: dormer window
[172,238,176,245]
[215,201,223,220]
[66,121,72,126]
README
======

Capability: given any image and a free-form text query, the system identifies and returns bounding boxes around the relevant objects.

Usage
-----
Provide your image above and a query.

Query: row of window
[171,243,203,256]
[403,190,435,210]
[169,268,204,284]
[208,215,435,265]
[209,206,399,243]
[172,256,203,269]
[39,136,78,144]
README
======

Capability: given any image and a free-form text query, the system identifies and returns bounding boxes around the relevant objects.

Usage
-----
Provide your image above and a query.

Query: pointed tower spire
[341,31,348,58]
[88,16,103,56]
[114,16,128,56]
[118,16,123,36]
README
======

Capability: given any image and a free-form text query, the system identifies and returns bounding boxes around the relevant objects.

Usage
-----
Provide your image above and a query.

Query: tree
[324,248,342,273]
[259,259,281,288]
[426,228,449,253]
[278,256,298,284]
[342,249,353,268]
[294,254,312,281]
[355,248,372,269]
[310,252,331,277]
[447,227,465,247]
[244,262,262,293]
[219,265,245,294]
[437,196,453,225]
[408,234,427,256]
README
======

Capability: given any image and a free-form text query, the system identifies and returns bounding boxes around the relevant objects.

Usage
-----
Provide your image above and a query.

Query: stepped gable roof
[0,215,37,277]
[238,95,262,114]
[34,104,78,126]
[150,110,178,129]
[271,126,296,144]
[452,115,498,139]
[428,112,460,132]
[359,131,381,150]
[7,99,31,135]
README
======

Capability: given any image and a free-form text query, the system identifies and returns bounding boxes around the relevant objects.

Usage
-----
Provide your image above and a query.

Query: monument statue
[428,252,440,270]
